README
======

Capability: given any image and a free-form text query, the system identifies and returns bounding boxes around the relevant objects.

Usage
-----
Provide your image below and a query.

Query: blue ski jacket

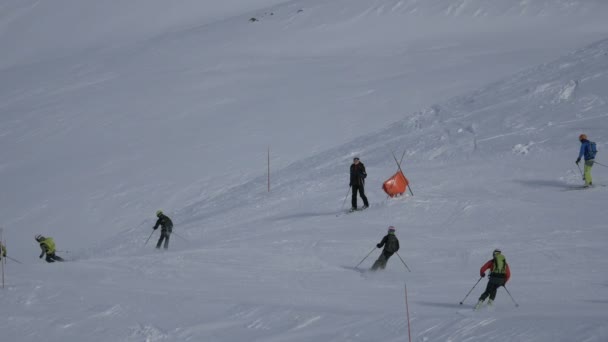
[578,140,593,161]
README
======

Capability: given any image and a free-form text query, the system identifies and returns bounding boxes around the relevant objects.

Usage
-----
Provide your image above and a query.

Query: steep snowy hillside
[2,38,608,342]
[2,0,608,254]
[154,37,608,251]
[0,0,292,68]
[1,2,608,340]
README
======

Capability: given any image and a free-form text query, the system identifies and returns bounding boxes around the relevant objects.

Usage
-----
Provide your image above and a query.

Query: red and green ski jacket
[480,259,511,283]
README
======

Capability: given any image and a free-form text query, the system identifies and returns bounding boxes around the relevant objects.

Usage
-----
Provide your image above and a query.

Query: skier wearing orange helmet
[576,134,597,187]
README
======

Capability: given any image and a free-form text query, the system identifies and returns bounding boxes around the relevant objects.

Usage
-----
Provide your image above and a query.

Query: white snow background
[1,0,608,341]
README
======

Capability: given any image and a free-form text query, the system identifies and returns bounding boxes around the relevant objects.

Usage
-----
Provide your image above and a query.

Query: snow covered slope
[2,0,608,250]
[1,1,608,341]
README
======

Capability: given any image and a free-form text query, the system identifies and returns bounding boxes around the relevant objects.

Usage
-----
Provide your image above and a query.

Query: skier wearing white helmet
[371,226,400,270]
[152,210,173,249]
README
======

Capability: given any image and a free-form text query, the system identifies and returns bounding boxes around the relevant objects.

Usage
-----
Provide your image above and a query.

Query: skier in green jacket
[35,235,64,263]
[475,249,511,309]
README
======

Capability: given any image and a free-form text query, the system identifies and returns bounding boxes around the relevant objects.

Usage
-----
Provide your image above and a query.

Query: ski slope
[1,1,608,341]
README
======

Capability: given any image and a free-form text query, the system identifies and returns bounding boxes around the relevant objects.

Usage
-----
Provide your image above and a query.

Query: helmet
[493,249,501,256]
[388,225,396,233]
[156,210,163,217]
[35,235,44,242]
[579,134,587,141]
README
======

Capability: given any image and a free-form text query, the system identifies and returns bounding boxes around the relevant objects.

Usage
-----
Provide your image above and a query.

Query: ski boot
[474,300,484,310]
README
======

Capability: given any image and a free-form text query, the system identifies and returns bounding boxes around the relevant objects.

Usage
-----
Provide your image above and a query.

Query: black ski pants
[371,251,394,270]
[45,253,64,263]
[156,230,171,249]
[351,184,369,209]
[479,276,506,301]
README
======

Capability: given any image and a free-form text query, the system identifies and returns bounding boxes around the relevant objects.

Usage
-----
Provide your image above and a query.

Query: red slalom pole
[405,282,412,342]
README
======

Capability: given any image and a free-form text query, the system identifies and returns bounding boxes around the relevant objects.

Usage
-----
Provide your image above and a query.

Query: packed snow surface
[1,1,607,341]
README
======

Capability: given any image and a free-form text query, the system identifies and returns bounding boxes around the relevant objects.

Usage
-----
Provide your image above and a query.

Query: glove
[576,158,581,164]
[349,183,352,187]
[376,244,382,248]
[480,273,485,278]
[39,255,43,259]
[153,227,158,230]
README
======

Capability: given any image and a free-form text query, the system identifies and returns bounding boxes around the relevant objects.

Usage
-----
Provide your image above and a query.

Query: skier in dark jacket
[153,210,173,249]
[350,157,369,211]
[371,226,399,270]
[475,249,511,309]
[576,134,595,187]
[35,235,64,263]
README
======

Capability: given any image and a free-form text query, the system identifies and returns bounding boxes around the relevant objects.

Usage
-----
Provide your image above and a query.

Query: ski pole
[593,161,608,168]
[6,256,23,264]
[576,163,584,177]
[171,231,187,242]
[340,186,351,212]
[395,252,411,272]
[503,286,519,307]
[459,277,483,305]
[144,230,155,246]
[355,246,377,268]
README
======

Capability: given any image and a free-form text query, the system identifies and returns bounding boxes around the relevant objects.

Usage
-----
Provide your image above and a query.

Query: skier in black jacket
[153,210,173,249]
[350,157,369,211]
[371,226,399,270]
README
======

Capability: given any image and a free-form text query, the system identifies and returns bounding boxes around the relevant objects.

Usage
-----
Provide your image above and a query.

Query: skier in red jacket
[475,249,511,309]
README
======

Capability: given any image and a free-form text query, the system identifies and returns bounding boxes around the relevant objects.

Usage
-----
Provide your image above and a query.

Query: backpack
[492,254,507,274]
[588,141,597,159]
[385,235,399,253]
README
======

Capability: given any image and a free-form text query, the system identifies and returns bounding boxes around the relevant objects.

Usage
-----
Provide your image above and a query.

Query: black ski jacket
[350,162,367,187]
[377,234,400,253]
[153,214,173,232]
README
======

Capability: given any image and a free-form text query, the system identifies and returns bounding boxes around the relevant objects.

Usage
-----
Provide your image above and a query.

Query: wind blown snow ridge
[383,37,608,160]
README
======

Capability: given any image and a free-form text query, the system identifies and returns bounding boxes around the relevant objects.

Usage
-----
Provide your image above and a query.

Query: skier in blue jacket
[575,134,595,187]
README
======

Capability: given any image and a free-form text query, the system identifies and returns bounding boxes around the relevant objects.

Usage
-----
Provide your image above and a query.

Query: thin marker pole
[1,228,4,289]
[405,282,412,342]
[392,151,414,196]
